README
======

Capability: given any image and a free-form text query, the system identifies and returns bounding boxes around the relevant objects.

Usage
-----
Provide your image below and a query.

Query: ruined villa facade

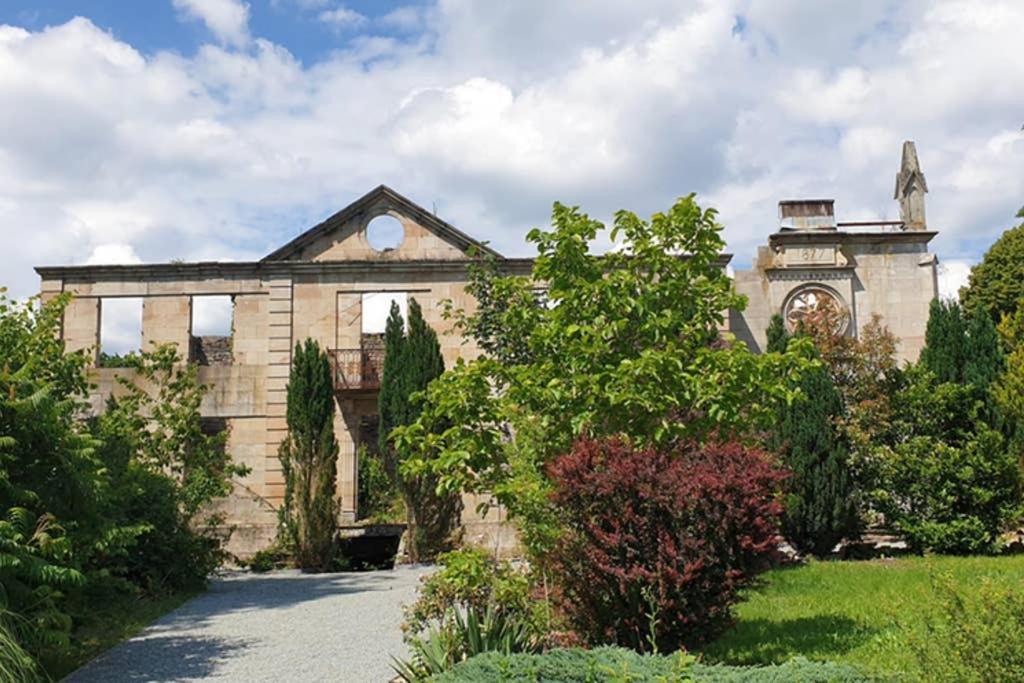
[36,142,938,557]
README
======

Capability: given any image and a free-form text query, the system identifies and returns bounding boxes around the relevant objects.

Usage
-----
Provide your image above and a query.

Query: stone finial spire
[894,140,928,230]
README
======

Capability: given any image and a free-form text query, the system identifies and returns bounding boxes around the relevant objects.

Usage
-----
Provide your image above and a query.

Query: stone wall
[191,335,233,365]
[732,232,937,364]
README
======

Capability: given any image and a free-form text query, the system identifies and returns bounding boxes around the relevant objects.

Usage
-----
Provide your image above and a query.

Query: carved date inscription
[786,245,836,266]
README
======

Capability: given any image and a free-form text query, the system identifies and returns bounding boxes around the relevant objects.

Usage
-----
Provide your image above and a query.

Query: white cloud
[85,243,143,265]
[318,6,367,31]
[3,0,1024,307]
[172,0,251,47]
[937,259,973,301]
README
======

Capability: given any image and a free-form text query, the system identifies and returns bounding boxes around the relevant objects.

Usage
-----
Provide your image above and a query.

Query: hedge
[432,647,869,682]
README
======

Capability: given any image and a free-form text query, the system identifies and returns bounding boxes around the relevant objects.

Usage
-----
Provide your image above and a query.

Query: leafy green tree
[765,314,790,353]
[1,291,252,674]
[0,292,92,666]
[444,253,543,366]
[279,339,339,572]
[961,208,1024,321]
[379,299,458,561]
[93,343,249,589]
[862,361,1023,554]
[871,428,1021,554]
[772,361,859,557]
[394,196,813,555]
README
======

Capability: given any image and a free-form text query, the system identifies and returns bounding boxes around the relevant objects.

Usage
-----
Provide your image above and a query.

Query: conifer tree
[921,299,1004,392]
[766,314,790,353]
[279,338,339,572]
[377,298,459,561]
[964,307,1004,392]
[920,298,966,383]
[378,301,407,475]
[772,361,858,557]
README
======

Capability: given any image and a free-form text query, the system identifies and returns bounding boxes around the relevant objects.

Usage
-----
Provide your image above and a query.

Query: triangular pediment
[262,185,501,262]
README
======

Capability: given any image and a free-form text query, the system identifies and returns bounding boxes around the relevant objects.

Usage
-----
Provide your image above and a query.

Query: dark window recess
[191,335,233,366]
[359,414,381,455]
[200,417,228,436]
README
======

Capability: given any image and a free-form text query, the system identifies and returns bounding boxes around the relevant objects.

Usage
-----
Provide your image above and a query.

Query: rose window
[783,285,850,335]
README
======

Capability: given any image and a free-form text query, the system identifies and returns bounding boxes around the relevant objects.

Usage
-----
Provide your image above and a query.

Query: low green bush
[396,548,549,680]
[907,574,1024,681]
[244,544,292,573]
[402,548,539,638]
[395,605,540,682]
[432,648,869,682]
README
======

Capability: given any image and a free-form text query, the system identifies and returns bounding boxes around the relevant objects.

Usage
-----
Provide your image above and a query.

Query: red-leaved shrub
[546,436,787,652]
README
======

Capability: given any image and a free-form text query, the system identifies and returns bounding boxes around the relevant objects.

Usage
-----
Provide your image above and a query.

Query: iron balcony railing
[329,348,384,392]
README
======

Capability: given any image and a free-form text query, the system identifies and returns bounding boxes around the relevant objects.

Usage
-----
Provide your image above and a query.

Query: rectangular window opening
[190,295,234,366]
[360,292,407,336]
[98,297,143,367]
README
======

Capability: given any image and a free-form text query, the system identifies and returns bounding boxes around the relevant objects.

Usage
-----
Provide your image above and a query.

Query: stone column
[335,400,360,524]
[141,296,192,357]
[63,296,101,363]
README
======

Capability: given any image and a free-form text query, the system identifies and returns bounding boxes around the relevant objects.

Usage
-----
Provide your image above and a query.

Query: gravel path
[65,566,431,683]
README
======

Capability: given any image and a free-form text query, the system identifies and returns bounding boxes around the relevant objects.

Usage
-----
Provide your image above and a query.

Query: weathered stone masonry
[36,143,939,557]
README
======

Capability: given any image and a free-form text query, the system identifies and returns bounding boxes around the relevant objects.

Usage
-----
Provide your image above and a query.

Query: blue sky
[1,0,1022,347]
[0,1,431,63]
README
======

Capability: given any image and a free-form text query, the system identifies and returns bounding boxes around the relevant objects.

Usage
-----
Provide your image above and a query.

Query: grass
[43,585,200,680]
[701,554,1024,679]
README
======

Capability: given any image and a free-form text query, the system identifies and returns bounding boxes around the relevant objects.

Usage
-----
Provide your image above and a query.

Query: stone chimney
[778,199,836,231]
[894,140,928,230]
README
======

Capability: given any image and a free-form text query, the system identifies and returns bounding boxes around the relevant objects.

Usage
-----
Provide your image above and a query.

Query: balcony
[329,348,384,394]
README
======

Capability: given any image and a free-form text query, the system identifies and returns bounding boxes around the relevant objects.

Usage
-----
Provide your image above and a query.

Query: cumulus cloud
[173,0,250,47]
[2,0,1024,305]
[85,243,143,265]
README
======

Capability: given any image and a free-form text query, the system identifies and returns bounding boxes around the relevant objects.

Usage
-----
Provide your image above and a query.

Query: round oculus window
[365,215,404,252]
[783,285,850,335]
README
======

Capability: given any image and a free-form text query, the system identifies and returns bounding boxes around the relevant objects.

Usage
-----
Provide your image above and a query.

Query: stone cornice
[764,266,856,281]
[769,230,937,247]
[36,258,538,281]
[36,253,734,282]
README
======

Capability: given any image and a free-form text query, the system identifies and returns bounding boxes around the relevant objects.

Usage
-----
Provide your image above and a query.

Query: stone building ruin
[36,142,938,557]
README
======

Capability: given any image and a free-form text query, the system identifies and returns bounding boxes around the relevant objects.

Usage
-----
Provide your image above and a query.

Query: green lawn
[44,586,200,680]
[701,555,1024,678]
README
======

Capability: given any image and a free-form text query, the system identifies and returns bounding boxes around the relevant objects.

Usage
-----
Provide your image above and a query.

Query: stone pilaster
[264,277,293,507]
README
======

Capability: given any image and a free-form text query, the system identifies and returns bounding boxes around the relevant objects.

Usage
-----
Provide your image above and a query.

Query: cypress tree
[766,314,790,353]
[964,307,1004,392]
[920,298,966,383]
[378,301,407,473]
[376,298,459,561]
[279,338,339,572]
[772,361,858,557]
